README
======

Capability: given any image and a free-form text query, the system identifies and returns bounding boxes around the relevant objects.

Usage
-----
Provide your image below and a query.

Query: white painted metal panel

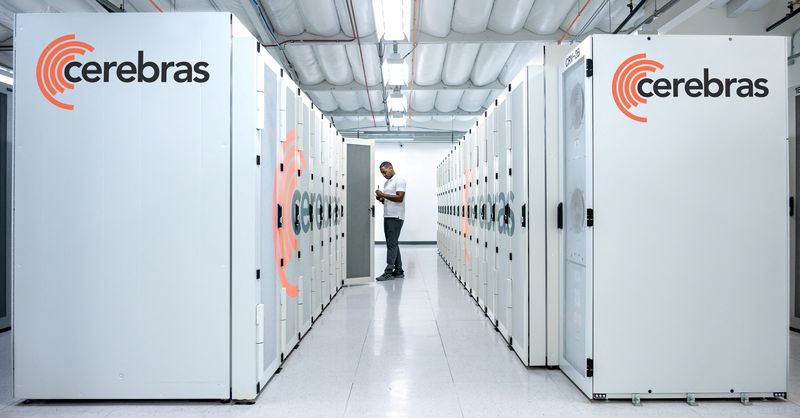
[590,35,788,399]
[13,13,232,399]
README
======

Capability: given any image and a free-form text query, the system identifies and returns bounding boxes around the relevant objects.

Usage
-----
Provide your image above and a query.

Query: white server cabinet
[476,122,489,311]
[460,134,468,289]
[317,125,337,301]
[334,133,344,295]
[14,13,269,401]
[278,77,302,358]
[460,136,472,291]
[297,102,312,336]
[492,96,511,340]
[559,35,788,400]
[505,46,569,367]
[309,109,321,319]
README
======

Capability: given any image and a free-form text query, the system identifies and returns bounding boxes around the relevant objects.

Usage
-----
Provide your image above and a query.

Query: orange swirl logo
[273,130,306,298]
[612,53,664,123]
[36,34,95,110]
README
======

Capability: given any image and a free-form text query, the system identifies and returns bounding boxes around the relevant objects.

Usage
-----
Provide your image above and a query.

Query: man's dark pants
[384,217,404,275]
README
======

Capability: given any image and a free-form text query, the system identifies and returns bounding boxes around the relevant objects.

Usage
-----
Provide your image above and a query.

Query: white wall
[373,141,454,242]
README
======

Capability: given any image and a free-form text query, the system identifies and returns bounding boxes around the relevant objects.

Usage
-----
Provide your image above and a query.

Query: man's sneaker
[376,273,395,281]
[392,271,405,279]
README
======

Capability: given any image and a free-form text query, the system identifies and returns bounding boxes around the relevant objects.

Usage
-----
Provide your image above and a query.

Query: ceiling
[0,0,780,139]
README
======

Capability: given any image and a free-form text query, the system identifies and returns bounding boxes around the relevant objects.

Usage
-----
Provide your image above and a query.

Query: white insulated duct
[263,0,305,36]
[360,90,385,111]
[284,44,325,85]
[419,0,455,37]
[313,45,354,85]
[435,90,464,113]
[471,43,515,86]
[411,91,437,112]
[524,0,575,35]
[460,89,490,112]
[297,0,342,36]
[452,0,493,33]
[306,91,339,112]
[488,0,536,34]
[498,43,541,85]
[413,44,447,86]
[333,91,362,111]
[345,44,382,86]
[334,0,376,36]
[442,43,480,86]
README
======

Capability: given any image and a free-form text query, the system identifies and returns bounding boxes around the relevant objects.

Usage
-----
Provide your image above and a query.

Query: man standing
[375,161,406,281]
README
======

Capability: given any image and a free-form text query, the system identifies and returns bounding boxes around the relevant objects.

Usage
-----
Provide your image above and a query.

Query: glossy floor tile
[0,245,799,417]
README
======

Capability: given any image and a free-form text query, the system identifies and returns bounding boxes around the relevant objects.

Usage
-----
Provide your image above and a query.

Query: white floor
[0,245,799,417]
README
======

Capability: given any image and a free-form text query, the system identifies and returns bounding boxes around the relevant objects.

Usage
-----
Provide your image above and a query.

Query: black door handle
[277,204,283,228]
[557,202,563,229]
[371,205,375,217]
[521,203,527,227]
[294,203,300,228]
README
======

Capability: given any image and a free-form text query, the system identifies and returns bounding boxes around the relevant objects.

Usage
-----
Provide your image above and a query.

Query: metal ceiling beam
[301,80,506,92]
[327,109,484,117]
[270,29,561,46]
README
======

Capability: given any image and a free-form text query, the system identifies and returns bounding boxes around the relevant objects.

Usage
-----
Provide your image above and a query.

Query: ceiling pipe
[558,0,593,44]
[767,1,800,32]
[95,0,124,12]
[346,0,377,127]
[613,0,647,34]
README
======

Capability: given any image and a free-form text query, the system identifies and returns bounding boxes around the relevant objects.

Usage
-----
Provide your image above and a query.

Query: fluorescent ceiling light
[373,0,411,41]
[389,112,406,127]
[387,91,406,112]
[382,53,408,86]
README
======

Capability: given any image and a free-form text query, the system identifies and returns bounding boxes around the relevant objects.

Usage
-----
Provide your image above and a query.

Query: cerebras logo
[612,53,769,122]
[36,34,211,110]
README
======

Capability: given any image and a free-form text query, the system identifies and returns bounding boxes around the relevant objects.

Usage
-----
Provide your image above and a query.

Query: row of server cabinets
[13,13,357,401]
[439,36,790,401]
[437,45,565,367]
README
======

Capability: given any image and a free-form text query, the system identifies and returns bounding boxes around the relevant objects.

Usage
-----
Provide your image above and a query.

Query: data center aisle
[0,246,799,416]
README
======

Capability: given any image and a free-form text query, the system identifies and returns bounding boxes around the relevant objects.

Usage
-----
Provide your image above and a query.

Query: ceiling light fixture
[387,90,406,112]
[382,48,408,86]
[373,0,411,41]
[389,111,406,127]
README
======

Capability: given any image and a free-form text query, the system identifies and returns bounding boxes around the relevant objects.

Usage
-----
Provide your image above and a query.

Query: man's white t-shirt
[383,175,406,220]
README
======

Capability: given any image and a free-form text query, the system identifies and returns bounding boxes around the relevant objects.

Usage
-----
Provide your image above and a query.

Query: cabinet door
[344,139,374,284]
[559,44,594,397]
